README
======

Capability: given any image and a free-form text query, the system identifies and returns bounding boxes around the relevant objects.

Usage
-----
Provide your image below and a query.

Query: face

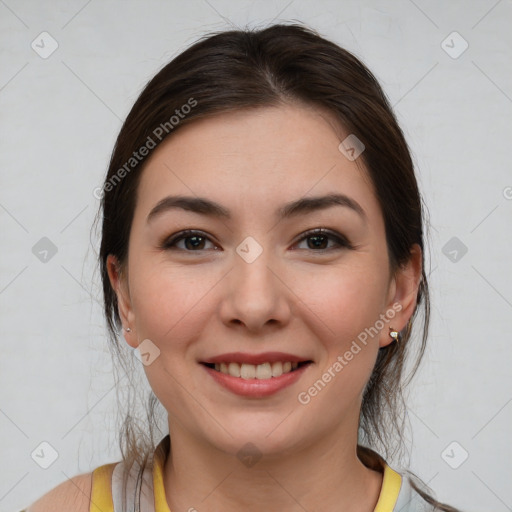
[107,103,421,459]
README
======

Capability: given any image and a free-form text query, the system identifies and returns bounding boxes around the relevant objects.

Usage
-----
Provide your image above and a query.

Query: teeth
[272,361,283,377]
[241,363,256,379]
[256,362,272,379]
[212,361,302,379]
[228,362,240,377]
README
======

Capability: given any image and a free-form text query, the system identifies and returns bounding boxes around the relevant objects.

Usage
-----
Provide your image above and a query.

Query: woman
[25,23,461,512]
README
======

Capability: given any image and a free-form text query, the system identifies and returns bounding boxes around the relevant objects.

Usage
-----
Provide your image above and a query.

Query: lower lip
[202,363,311,398]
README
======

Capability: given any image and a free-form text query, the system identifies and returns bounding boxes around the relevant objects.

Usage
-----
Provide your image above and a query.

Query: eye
[293,228,353,251]
[160,228,353,252]
[160,230,219,251]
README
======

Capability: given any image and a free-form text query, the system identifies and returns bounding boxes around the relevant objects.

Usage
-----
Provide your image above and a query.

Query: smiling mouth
[201,361,313,380]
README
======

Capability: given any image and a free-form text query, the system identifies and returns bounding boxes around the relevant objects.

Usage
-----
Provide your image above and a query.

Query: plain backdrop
[1,1,511,511]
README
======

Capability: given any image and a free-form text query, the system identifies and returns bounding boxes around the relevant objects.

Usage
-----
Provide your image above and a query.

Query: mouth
[201,360,313,380]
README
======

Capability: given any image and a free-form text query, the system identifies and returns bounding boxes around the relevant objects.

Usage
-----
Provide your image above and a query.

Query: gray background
[1,1,511,510]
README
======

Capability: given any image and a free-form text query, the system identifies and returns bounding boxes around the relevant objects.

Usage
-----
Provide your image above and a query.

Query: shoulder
[24,471,93,512]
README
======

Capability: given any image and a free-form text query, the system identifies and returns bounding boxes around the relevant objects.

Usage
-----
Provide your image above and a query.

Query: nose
[219,245,292,334]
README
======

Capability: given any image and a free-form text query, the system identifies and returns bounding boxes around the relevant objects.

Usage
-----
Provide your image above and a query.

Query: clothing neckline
[152,435,402,512]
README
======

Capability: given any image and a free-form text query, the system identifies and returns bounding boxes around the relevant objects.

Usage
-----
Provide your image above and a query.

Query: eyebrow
[147,193,367,223]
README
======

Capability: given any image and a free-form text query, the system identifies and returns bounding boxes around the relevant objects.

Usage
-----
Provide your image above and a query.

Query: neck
[162,419,384,512]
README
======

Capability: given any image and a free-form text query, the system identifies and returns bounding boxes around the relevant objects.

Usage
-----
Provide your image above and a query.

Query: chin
[203,418,307,461]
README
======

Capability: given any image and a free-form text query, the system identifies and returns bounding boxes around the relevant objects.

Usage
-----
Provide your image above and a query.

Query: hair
[93,22,461,511]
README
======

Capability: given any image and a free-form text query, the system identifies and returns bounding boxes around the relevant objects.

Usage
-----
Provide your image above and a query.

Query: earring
[124,327,131,332]
[389,327,400,344]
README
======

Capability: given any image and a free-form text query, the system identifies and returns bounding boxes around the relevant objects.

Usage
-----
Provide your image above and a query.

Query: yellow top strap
[373,464,402,511]
[90,462,116,512]
[153,443,171,512]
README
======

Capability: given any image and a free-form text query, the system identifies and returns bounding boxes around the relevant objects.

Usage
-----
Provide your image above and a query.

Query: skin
[107,103,422,512]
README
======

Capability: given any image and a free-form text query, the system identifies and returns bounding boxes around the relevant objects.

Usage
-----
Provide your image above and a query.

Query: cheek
[297,260,388,343]
[292,261,386,399]
[129,262,219,347]
[128,264,220,416]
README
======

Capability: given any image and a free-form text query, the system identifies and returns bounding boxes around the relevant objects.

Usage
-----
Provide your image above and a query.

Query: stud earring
[389,327,400,344]
[124,327,131,332]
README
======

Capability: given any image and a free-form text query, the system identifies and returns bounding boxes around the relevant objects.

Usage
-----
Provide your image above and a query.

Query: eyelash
[160,228,354,252]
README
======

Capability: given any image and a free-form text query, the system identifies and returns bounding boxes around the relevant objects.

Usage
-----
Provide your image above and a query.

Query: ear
[379,243,423,348]
[106,254,138,349]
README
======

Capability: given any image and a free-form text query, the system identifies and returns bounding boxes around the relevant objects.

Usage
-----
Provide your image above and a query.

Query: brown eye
[161,230,218,251]
[294,228,353,251]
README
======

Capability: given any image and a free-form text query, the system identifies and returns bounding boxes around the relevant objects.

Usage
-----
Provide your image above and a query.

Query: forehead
[134,104,380,225]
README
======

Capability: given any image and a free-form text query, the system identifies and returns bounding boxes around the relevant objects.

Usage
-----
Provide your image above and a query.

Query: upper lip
[201,352,311,365]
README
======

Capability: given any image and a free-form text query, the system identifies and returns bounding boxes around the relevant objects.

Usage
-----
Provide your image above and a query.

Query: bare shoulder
[25,471,93,512]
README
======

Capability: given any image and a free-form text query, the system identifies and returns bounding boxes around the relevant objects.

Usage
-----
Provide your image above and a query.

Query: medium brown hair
[94,22,460,510]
